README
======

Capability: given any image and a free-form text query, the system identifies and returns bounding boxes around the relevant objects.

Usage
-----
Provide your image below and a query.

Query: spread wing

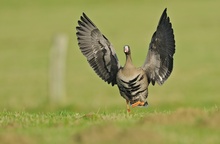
[142,8,175,85]
[76,13,121,86]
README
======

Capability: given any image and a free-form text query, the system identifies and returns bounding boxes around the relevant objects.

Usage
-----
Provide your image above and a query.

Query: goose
[76,8,175,112]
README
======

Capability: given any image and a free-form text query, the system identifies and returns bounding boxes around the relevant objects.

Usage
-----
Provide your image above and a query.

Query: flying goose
[76,8,175,112]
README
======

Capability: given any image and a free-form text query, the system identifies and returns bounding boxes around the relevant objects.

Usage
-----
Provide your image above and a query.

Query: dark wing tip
[79,12,96,28]
[158,8,168,25]
[164,8,167,12]
[82,12,86,17]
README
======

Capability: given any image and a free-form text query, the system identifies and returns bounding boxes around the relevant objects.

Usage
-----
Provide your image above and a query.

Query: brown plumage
[76,8,175,112]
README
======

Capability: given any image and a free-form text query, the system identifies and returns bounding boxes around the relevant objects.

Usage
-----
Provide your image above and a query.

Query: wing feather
[76,13,121,86]
[142,8,175,85]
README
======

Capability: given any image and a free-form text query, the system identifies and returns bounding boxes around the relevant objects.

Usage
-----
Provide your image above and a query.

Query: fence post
[49,34,68,103]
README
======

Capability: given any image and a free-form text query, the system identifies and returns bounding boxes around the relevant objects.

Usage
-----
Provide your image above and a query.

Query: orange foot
[131,101,145,108]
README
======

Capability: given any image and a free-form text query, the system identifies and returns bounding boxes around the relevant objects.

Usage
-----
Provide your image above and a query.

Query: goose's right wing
[142,8,175,85]
[76,13,121,86]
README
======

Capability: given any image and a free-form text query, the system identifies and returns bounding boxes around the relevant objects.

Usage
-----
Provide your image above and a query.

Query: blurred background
[0,0,219,112]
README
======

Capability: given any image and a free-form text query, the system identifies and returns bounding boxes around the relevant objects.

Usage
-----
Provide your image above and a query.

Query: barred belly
[117,73,149,104]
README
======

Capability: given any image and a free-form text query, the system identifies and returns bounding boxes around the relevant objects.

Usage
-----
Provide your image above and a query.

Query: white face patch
[124,45,129,53]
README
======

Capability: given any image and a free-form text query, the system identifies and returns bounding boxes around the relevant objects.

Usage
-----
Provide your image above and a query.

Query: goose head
[124,45,131,55]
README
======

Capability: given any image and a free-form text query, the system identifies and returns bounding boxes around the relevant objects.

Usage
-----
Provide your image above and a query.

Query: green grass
[0,107,220,144]
[0,0,220,143]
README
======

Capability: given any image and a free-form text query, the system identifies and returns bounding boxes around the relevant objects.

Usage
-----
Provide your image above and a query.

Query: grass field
[0,0,220,143]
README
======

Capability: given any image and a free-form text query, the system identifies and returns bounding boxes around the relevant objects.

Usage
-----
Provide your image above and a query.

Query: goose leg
[126,100,131,113]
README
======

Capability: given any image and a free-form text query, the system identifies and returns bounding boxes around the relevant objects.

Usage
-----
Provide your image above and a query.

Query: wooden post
[49,34,68,103]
